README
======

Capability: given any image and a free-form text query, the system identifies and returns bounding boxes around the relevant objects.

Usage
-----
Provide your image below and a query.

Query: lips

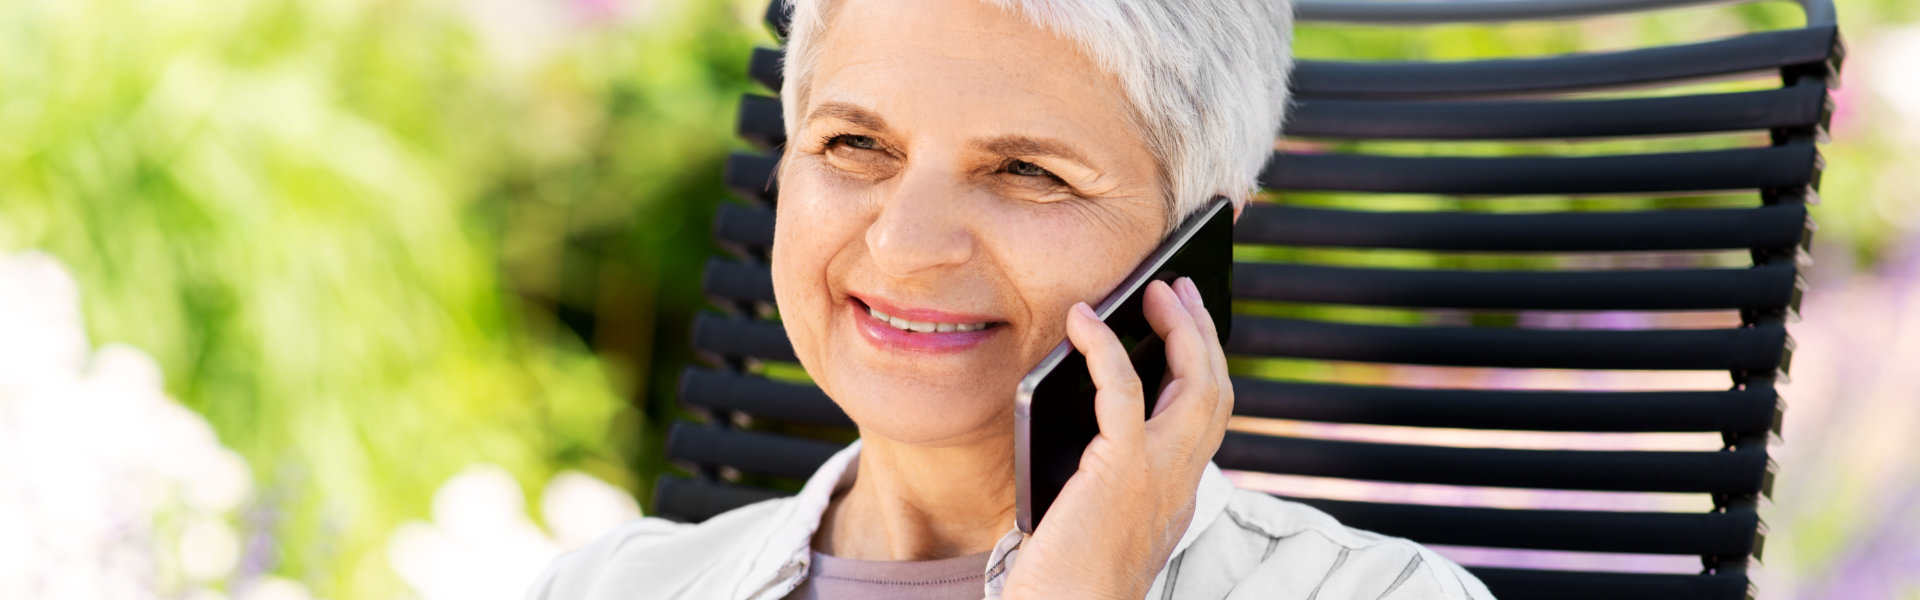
[848,294,1005,354]
[865,304,994,333]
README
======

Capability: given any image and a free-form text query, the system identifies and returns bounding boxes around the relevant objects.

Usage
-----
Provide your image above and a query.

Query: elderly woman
[532,0,1492,598]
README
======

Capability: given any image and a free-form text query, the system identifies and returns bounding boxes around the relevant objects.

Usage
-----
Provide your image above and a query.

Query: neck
[815,429,1018,561]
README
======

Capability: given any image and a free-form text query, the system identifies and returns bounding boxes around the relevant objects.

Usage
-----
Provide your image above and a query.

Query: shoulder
[1173,488,1495,600]
[524,497,791,600]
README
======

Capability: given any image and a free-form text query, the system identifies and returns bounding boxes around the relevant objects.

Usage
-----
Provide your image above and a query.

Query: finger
[1176,277,1221,347]
[1141,281,1215,422]
[1177,277,1235,424]
[1170,279,1234,470]
[1066,301,1146,451]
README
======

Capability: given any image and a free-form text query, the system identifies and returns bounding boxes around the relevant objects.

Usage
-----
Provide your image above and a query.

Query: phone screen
[1015,196,1234,533]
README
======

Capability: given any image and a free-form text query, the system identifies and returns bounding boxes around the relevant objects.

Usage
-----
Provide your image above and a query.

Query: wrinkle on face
[810,101,893,133]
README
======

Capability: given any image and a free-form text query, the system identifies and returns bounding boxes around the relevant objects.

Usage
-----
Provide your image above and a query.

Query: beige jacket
[527,440,1494,599]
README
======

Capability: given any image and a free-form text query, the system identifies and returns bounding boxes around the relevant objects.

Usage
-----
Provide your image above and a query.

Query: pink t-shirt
[782,550,993,600]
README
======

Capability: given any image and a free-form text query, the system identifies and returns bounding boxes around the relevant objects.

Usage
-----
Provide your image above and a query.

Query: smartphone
[1015,196,1234,534]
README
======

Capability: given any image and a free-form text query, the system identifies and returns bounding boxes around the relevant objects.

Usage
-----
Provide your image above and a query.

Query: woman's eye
[827,134,879,150]
[1006,160,1052,178]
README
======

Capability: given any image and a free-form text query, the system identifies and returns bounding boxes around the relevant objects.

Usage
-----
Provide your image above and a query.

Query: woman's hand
[1002,277,1235,600]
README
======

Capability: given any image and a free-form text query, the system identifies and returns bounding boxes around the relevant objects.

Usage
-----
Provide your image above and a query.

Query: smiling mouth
[855,299,1002,333]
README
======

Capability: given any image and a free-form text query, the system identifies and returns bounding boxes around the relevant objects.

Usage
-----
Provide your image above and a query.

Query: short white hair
[779,0,1296,228]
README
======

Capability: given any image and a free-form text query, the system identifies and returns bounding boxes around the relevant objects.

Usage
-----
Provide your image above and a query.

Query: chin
[822,371,1018,446]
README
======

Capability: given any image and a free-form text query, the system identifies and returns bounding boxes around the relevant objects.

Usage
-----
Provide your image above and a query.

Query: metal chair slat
[654,476,787,522]
[1466,567,1747,600]
[666,423,845,481]
[1233,261,1800,311]
[712,203,775,258]
[1234,203,1809,251]
[1282,496,1759,555]
[723,152,779,205]
[1231,377,1778,433]
[691,314,797,362]
[1225,316,1789,371]
[679,367,851,428]
[1286,82,1830,140]
[1262,146,1819,195]
[1213,432,1772,495]
[1289,26,1839,99]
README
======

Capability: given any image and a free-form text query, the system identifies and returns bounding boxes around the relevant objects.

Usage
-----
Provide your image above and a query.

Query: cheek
[988,204,1160,352]
[770,164,875,369]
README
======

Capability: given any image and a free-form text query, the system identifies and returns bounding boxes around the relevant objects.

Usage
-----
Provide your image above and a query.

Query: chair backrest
[660,1,1843,598]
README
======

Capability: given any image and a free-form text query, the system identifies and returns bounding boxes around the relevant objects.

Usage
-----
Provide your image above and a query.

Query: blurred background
[1,0,1915,598]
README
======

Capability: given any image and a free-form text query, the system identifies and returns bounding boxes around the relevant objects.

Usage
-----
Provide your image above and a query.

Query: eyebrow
[808,101,890,132]
[807,102,1096,169]
[977,136,1094,168]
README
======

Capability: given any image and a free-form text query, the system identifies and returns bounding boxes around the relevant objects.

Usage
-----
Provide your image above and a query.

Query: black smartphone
[1015,196,1234,534]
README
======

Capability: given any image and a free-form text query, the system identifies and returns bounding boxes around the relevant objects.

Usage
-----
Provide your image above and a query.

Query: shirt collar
[735,439,1237,599]
[736,439,864,599]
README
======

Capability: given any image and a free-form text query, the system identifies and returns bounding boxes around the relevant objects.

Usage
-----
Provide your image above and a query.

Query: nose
[865,164,976,278]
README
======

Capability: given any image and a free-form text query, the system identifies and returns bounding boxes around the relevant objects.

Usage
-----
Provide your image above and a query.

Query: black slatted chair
[661,0,1843,598]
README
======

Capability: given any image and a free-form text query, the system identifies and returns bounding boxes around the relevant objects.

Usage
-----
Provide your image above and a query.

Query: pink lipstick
[849,294,1003,354]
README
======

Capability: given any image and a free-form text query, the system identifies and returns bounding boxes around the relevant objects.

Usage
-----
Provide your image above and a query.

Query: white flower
[542,470,642,550]
[0,251,303,600]
[388,464,639,600]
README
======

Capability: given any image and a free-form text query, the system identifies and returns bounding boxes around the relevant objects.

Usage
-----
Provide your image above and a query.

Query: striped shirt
[526,440,1495,599]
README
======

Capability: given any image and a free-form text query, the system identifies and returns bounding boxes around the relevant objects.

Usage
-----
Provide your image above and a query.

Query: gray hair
[779,0,1296,228]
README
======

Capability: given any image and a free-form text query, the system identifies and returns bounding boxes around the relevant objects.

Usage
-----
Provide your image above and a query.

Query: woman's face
[772,0,1168,446]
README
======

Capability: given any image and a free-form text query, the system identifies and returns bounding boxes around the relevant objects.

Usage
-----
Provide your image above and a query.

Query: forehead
[807,0,1139,145]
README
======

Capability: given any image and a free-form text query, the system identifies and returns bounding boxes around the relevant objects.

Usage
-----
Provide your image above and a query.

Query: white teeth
[867,305,990,333]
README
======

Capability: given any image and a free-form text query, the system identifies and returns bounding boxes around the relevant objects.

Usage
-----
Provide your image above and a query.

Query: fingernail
[1179,277,1203,306]
[1073,302,1097,321]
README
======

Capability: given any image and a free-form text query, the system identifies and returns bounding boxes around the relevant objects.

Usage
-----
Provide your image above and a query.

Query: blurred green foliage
[1,0,767,595]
